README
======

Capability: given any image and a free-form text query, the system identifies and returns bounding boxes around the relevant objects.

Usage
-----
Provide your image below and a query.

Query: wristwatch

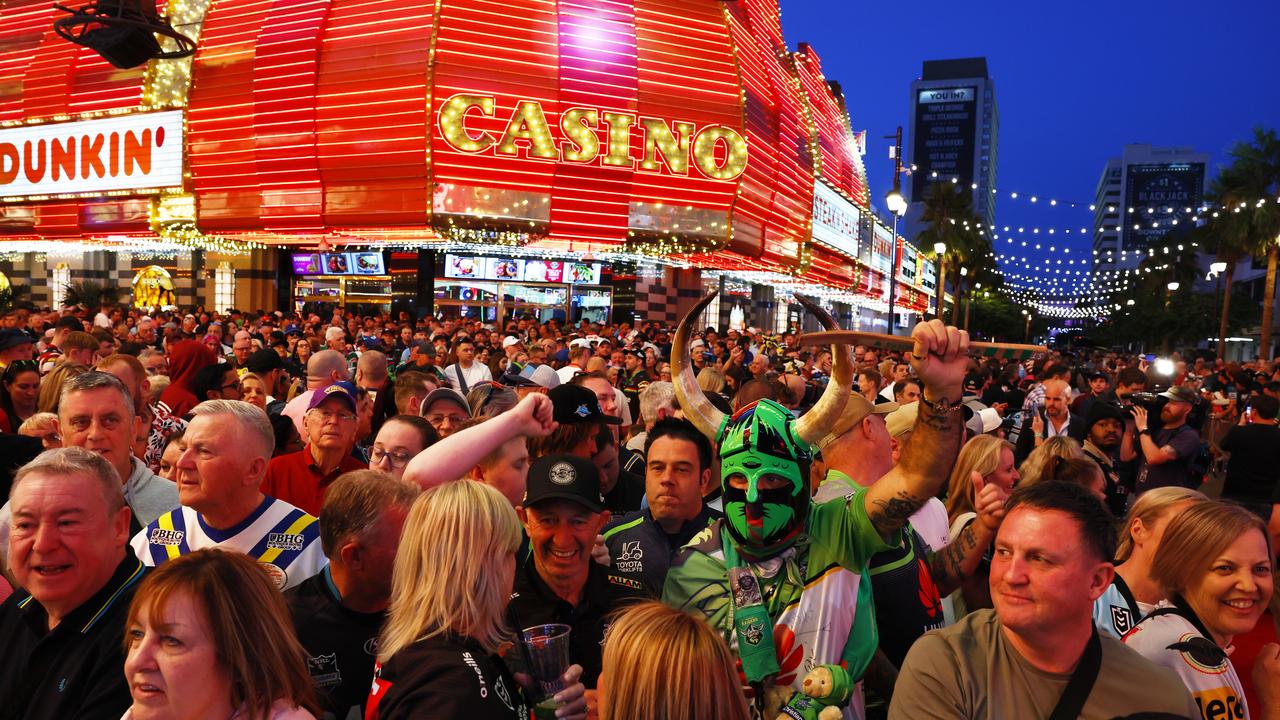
[1138,428,1151,436]
[919,392,961,415]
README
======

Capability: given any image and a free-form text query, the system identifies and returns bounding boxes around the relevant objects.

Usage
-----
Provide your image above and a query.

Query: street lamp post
[933,241,946,321]
[1209,261,1227,356]
[884,126,906,334]
[1022,309,1032,342]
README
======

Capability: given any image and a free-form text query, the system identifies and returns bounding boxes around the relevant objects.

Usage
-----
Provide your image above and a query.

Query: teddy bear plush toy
[773,665,853,720]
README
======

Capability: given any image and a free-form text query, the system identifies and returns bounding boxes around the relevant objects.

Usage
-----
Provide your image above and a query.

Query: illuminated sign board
[0,111,183,201]
[911,86,977,203]
[436,94,748,181]
[445,254,604,284]
[811,181,860,258]
[1122,162,1205,248]
[871,224,893,276]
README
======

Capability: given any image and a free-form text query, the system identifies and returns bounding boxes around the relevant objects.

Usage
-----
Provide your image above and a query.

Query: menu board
[350,252,386,275]
[292,254,321,274]
[321,253,351,275]
[445,255,483,279]
[444,254,605,284]
[569,262,602,284]
[523,260,565,283]
[487,257,524,279]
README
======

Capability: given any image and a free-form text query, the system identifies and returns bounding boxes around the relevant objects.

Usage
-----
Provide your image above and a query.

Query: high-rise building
[1092,144,1209,273]
[904,57,999,238]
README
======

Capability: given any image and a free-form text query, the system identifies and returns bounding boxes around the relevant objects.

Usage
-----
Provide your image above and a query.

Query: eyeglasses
[308,408,357,424]
[369,447,414,468]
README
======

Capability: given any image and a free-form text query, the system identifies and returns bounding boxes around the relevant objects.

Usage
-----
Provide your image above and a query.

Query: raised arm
[927,472,1006,597]
[401,393,556,489]
[863,320,968,539]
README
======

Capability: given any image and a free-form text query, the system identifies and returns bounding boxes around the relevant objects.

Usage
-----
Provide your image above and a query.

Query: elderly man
[1014,378,1085,465]
[511,454,645,689]
[231,330,254,369]
[602,418,718,597]
[287,471,419,720]
[419,387,471,438]
[889,482,1198,719]
[282,349,353,435]
[131,399,326,590]
[263,383,366,516]
[0,447,144,720]
[625,381,677,454]
[137,347,167,376]
[96,354,187,477]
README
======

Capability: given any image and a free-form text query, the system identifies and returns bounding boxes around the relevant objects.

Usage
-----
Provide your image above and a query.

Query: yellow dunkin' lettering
[436,93,748,181]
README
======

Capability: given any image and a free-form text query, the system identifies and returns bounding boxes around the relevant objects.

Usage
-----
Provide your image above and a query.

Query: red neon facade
[0,0,876,288]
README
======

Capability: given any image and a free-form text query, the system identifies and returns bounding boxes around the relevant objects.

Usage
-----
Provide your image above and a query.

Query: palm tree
[1194,173,1255,358]
[1224,129,1280,360]
[915,182,987,322]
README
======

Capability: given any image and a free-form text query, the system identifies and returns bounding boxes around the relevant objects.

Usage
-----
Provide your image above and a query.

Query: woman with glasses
[369,416,438,481]
[0,360,40,433]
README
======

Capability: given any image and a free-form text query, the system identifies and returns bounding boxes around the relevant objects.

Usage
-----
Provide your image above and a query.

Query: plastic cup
[521,623,572,699]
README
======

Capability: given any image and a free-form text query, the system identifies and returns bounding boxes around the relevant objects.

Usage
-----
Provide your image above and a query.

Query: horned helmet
[671,292,852,556]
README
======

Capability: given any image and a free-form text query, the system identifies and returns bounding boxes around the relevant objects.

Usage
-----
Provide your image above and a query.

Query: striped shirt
[129,495,327,591]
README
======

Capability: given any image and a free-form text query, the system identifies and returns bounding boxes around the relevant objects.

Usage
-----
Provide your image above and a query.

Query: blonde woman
[943,434,1018,617]
[1093,486,1206,638]
[1016,435,1084,487]
[368,481,586,720]
[598,601,749,720]
[35,361,89,413]
[1124,502,1274,719]
[240,373,269,410]
[696,367,726,395]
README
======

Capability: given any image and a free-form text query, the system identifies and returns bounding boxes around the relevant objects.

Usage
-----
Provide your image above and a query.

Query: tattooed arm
[863,321,968,539]
[926,472,1007,596]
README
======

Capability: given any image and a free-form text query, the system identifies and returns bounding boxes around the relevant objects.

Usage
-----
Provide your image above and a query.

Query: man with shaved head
[282,349,353,435]
[1014,377,1085,465]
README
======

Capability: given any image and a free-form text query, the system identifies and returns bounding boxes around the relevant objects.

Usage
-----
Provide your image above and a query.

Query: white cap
[521,364,561,389]
[502,336,522,349]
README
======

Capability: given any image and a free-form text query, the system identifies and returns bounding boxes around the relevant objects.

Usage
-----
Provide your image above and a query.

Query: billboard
[1121,163,1206,248]
[0,111,184,201]
[910,86,977,203]
[811,181,860,258]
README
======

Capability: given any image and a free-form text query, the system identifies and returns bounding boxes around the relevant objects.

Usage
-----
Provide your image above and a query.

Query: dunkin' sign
[0,111,184,200]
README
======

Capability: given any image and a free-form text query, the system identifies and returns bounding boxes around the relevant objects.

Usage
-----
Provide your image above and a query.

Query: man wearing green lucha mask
[662,293,970,719]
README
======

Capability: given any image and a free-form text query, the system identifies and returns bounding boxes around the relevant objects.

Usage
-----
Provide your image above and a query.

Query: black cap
[963,374,983,395]
[1085,401,1127,432]
[245,348,286,374]
[548,384,621,425]
[500,372,539,388]
[524,454,603,511]
[0,329,32,352]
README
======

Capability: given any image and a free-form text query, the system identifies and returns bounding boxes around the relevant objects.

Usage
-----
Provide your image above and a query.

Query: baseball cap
[421,387,470,416]
[245,348,286,374]
[520,363,561,389]
[502,336,523,349]
[414,340,437,357]
[308,382,358,412]
[963,400,1002,436]
[820,394,898,449]
[884,401,918,439]
[963,374,984,396]
[1085,401,1127,432]
[500,372,540,388]
[523,454,603,512]
[0,329,32,352]
[1159,386,1199,405]
[548,384,622,425]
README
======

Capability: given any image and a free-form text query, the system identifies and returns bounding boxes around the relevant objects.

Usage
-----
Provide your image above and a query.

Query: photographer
[1131,386,1202,493]
[1218,393,1280,509]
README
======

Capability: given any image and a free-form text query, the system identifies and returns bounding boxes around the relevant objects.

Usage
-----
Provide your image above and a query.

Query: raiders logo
[1110,605,1134,635]
[743,617,765,646]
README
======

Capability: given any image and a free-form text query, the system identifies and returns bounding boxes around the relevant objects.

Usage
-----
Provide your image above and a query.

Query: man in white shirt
[556,342,591,384]
[443,338,492,392]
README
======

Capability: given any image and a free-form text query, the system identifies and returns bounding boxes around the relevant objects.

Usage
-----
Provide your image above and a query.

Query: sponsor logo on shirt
[267,532,306,551]
[1110,605,1134,635]
[616,541,644,573]
[1193,686,1245,720]
[149,528,184,546]
[607,574,643,590]
[462,651,489,699]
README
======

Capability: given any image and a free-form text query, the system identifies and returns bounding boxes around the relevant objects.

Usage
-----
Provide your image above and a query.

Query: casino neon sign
[436,93,749,182]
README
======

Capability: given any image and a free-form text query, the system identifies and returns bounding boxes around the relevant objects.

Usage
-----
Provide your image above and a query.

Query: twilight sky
[781,0,1280,271]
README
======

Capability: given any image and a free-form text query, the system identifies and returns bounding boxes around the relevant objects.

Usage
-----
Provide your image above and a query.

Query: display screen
[351,252,385,275]
[445,254,483,279]
[443,254,605,284]
[523,260,565,283]
[487,257,524,279]
[569,262,602,284]
[291,253,321,275]
[321,253,351,275]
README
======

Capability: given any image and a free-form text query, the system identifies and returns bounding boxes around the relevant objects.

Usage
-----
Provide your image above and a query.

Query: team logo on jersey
[363,637,380,656]
[1110,605,1134,635]
[149,528,184,546]
[306,653,342,687]
[494,676,514,711]
[266,532,305,551]
[1169,633,1229,674]
[549,461,576,485]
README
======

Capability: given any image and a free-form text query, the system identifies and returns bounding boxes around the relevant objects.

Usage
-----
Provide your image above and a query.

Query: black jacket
[1014,411,1086,466]
[602,505,719,597]
[0,555,146,720]
[368,633,527,720]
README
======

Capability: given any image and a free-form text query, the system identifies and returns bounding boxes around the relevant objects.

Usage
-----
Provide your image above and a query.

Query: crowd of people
[0,298,1279,719]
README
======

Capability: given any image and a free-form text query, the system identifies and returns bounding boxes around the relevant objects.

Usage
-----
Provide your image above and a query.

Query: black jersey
[367,633,528,720]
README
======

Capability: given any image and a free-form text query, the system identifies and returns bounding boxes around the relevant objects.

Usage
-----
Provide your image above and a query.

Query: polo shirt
[508,555,645,689]
[0,555,147,720]
[286,567,384,719]
[261,445,366,516]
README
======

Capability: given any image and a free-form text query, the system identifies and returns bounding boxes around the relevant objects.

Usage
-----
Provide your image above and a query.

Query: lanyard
[722,526,781,686]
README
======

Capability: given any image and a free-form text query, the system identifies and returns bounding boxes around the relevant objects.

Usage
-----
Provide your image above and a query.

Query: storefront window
[214,262,235,312]
[51,263,70,309]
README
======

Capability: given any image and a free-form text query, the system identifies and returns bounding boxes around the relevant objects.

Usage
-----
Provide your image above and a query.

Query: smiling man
[130,400,326,591]
[509,453,643,689]
[889,482,1198,719]
[0,447,144,720]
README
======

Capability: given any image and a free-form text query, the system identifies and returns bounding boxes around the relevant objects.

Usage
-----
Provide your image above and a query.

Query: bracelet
[1138,428,1151,436]
[919,392,961,415]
